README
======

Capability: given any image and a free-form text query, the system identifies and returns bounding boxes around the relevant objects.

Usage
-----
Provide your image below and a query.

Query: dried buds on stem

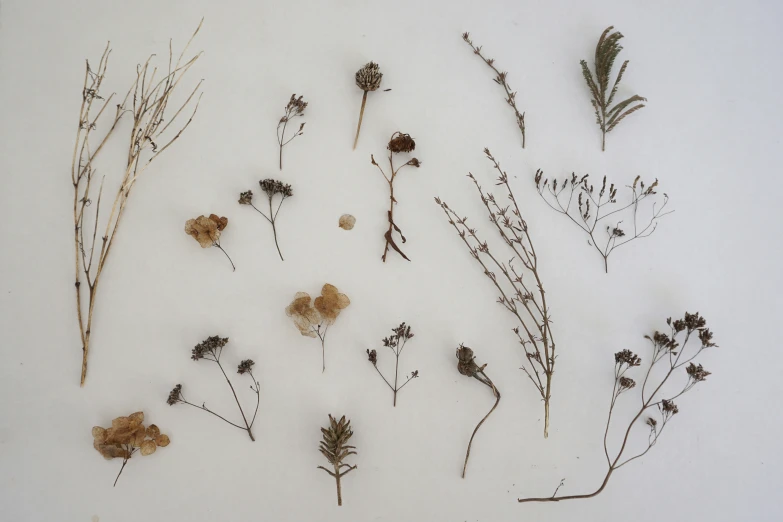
[239,179,293,261]
[277,94,307,170]
[366,322,419,407]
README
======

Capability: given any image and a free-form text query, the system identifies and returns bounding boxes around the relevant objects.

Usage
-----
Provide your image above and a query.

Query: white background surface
[1,0,781,520]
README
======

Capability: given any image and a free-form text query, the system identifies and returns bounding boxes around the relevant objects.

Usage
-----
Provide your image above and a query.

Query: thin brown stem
[353,91,368,150]
[214,243,236,272]
[215,359,255,441]
[462,371,500,478]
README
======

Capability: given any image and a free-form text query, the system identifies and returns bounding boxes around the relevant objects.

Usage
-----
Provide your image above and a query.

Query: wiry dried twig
[276,94,307,170]
[366,322,419,407]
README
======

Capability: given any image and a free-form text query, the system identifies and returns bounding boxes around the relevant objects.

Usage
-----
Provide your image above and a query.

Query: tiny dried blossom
[355,62,383,91]
[686,362,710,382]
[367,349,377,365]
[661,399,679,415]
[646,417,658,429]
[185,214,227,248]
[282,94,307,119]
[167,384,182,405]
[237,359,255,375]
[388,133,416,153]
[238,191,253,205]
[191,335,229,361]
[615,349,642,367]
[683,312,707,332]
[699,328,716,348]
[259,179,293,198]
[618,376,636,390]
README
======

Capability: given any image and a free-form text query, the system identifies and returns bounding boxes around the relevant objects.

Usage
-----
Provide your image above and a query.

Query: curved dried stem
[462,371,501,478]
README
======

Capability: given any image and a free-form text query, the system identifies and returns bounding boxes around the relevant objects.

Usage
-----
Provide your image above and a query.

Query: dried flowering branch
[239,179,293,261]
[462,32,525,149]
[371,132,421,262]
[286,284,350,372]
[72,22,203,386]
[91,412,170,487]
[353,62,383,150]
[534,171,672,273]
[581,26,646,151]
[366,322,419,407]
[184,214,235,271]
[436,149,556,438]
[456,345,500,478]
[167,336,260,442]
[318,414,358,506]
[277,94,307,170]
[518,312,716,503]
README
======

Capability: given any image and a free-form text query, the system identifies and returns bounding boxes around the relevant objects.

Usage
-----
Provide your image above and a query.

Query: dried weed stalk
[534,172,671,273]
[462,32,525,149]
[167,336,260,441]
[71,22,203,385]
[581,26,646,151]
[239,179,293,261]
[277,94,307,170]
[353,62,383,150]
[318,414,358,506]
[518,312,716,503]
[366,322,419,407]
[185,214,235,271]
[436,149,556,438]
[371,132,421,262]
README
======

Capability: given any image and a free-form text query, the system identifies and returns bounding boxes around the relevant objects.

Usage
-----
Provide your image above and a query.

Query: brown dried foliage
[184,214,235,271]
[317,415,358,506]
[286,284,350,372]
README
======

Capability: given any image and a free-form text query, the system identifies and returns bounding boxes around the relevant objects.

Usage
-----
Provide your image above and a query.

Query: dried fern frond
[580,26,646,151]
[317,415,358,506]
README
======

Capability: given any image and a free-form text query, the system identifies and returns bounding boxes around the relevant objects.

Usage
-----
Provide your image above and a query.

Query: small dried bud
[614,349,641,367]
[259,179,293,198]
[192,335,229,361]
[167,384,182,405]
[285,94,308,117]
[408,158,421,168]
[237,359,255,375]
[646,417,658,429]
[367,349,377,365]
[618,376,636,390]
[661,399,679,415]
[388,133,416,154]
[355,61,383,91]
[410,370,419,378]
[456,344,481,377]
[686,362,711,382]
[683,312,706,332]
[699,328,716,348]
[238,191,253,205]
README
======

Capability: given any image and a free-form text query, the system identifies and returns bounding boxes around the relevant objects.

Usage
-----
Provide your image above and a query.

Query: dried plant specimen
[456,345,500,478]
[462,32,525,149]
[534,172,671,273]
[581,26,646,151]
[277,94,307,170]
[239,179,293,261]
[184,214,235,271]
[436,149,556,438]
[167,336,260,441]
[71,22,203,386]
[318,414,358,506]
[91,411,170,486]
[352,62,383,150]
[286,284,350,372]
[518,312,716,503]
[366,322,419,407]
[338,214,356,230]
[371,132,421,262]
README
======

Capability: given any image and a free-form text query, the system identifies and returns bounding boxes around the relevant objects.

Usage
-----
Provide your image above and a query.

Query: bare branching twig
[276,94,307,170]
[366,322,419,407]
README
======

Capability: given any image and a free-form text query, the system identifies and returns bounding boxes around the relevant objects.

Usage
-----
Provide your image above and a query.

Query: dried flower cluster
[167,336,260,441]
[318,414,358,506]
[366,322,419,407]
[353,61,383,150]
[92,411,170,486]
[239,179,294,261]
[277,94,307,170]
[286,284,350,372]
[185,214,235,271]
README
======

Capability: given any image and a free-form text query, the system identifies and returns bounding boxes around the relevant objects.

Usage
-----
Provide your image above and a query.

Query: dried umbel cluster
[286,284,351,372]
[462,32,526,148]
[436,149,556,438]
[352,61,383,149]
[71,22,203,386]
[167,336,260,441]
[518,312,716,503]
[185,214,235,271]
[581,26,646,151]
[92,412,170,486]
[366,322,419,407]
[534,171,671,273]
[277,94,307,170]
[371,132,422,262]
[239,178,294,261]
[318,414,358,506]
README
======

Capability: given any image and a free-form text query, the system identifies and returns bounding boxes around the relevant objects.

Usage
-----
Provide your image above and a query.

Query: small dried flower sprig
[353,61,383,150]
[518,312,716,503]
[184,214,235,271]
[534,171,672,273]
[371,132,421,262]
[456,345,501,478]
[239,179,293,261]
[366,322,419,407]
[277,94,307,170]
[286,284,350,372]
[318,414,358,506]
[92,411,170,487]
[167,336,260,442]
[462,32,526,148]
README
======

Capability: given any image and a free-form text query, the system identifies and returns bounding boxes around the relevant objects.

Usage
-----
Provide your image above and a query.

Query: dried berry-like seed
[339,214,356,230]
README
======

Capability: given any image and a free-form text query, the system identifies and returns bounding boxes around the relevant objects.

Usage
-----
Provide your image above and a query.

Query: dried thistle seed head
[618,376,636,390]
[185,215,222,248]
[456,344,481,377]
[338,214,356,230]
[167,384,182,405]
[686,363,711,382]
[367,349,377,365]
[192,335,229,361]
[238,191,253,205]
[388,132,416,153]
[313,284,350,325]
[614,349,641,367]
[286,292,322,337]
[355,61,382,91]
[237,359,255,375]
[259,178,293,198]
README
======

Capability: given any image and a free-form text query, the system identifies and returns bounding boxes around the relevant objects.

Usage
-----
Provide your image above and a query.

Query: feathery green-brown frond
[317,414,357,506]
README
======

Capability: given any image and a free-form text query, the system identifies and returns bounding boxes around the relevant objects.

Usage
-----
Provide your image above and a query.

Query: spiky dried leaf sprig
[286,284,350,372]
[239,179,293,261]
[167,336,260,441]
[184,214,235,271]
[462,32,526,149]
[72,21,203,386]
[534,171,672,273]
[580,26,646,151]
[277,94,307,170]
[366,322,419,407]
[352,61,383,150]
[436,149,556,438]
[317,415,358,506]
[518,312,717,503]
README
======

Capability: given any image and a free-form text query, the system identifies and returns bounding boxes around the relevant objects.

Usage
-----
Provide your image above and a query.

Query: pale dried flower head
[314,284,351,325]
[355,62,383,91]
[185,214,227,248]
[286,292,322,338]
[339,214,356,230]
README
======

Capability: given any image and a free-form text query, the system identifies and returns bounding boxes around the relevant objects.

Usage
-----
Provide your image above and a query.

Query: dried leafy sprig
[456,345,500,478]
[286,284,351,372]
[277,94,307,170]
[184,214,235,271]
[534,171,672,273]
[318,414,358,506]
[462,32,525,149]
[92,412,170,487]
[366,322,419,407]
[72,22,203,386]
[371,132,422,262]
[436,149,556,438]
[580,26,646,151]
[167,336,260,442]
[518,312,716,503]
[353,62,383,150]
[239,179,293,261]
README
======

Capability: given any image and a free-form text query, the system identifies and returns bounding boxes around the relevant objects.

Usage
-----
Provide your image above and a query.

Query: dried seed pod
[355,62,382,91]
[338,214,356,230]
[140,440,157,456]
